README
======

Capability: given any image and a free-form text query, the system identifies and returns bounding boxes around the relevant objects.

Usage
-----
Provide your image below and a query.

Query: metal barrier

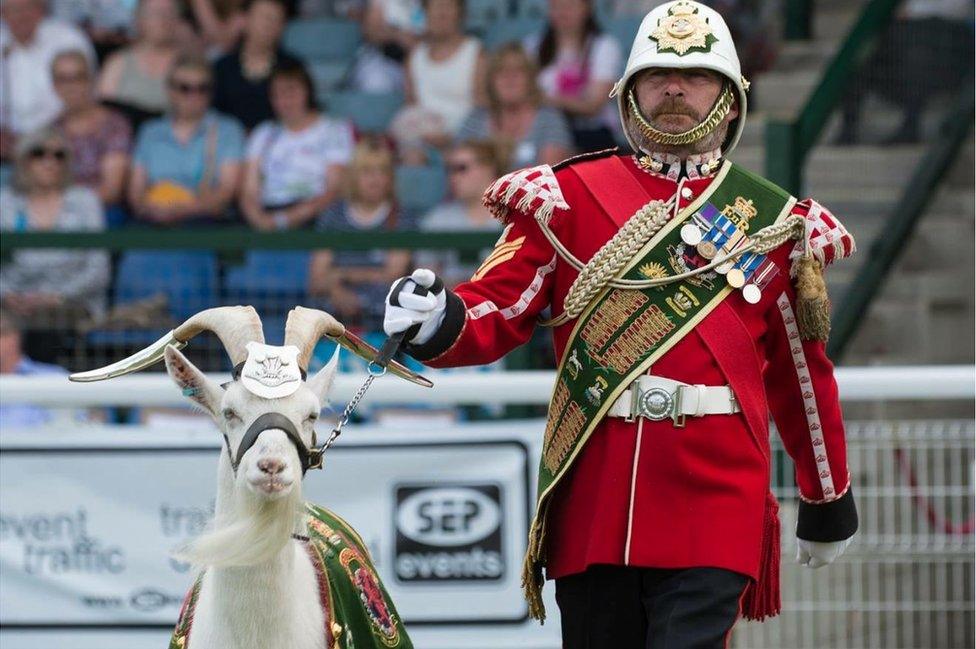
[735,419,974,649]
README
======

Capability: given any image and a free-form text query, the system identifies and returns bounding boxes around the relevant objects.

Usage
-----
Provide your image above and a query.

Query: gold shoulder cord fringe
[535,207,806,329]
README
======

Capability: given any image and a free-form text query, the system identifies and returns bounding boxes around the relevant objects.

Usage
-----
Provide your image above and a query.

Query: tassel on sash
[521,501,551,621]
[741,492,782,621]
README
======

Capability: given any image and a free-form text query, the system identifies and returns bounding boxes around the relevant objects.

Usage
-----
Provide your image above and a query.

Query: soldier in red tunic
[383,1,858,646]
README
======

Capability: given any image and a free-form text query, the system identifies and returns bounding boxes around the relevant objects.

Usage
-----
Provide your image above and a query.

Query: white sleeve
[589,34,623,82]
[245,124,271,162]
[323,119,355,165]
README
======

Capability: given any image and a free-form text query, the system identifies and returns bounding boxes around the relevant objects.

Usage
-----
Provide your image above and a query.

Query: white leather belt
[607,375,740,427]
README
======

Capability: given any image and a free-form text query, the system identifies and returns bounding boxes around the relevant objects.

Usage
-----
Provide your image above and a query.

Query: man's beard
[626,95,731,157]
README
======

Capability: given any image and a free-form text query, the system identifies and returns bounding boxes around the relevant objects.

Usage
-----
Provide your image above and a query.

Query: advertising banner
[0,422,562,649]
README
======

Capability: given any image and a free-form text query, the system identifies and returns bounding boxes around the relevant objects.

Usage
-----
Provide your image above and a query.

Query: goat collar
[238,342,304,399]
[228,412,320,476]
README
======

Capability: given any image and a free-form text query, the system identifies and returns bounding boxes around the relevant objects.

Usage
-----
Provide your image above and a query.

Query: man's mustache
[650,98,700,120]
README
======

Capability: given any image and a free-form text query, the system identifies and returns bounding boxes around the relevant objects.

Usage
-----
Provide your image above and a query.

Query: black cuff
[796,487,858,542]
[403,289,465,362]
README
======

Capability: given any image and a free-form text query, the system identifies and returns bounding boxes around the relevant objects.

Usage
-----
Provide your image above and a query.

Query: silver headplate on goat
[241,342,303,399]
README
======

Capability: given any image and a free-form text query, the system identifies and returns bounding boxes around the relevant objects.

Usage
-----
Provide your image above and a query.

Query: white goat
[72,306,411,649]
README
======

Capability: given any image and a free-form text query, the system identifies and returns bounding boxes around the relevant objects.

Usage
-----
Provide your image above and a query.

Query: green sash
[523,161,795,619]
[170,504,412,649]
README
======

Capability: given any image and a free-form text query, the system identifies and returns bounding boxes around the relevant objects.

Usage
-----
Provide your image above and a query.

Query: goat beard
[174,482,304,568]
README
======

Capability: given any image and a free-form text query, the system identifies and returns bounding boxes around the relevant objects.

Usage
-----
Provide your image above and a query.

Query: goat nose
[258,458,285,475]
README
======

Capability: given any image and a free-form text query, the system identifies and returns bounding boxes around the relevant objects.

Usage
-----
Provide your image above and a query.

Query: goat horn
[69,306,264,382]
[283,306,432,388]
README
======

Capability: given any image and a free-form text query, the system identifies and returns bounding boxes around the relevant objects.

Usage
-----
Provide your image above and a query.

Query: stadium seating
[482,17,545,50]
[87,251,219,346]
[324,91,405,133]
[601,15,642,58]
[309,60,352,95]
[283,18,361,62]
[395,165,448,213]
[465,0,508,33]
[224,251,312,325]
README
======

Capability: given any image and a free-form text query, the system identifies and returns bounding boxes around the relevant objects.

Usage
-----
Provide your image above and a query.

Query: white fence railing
[1,365,973,407]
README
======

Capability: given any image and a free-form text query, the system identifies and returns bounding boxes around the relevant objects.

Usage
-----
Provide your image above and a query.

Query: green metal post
[784,0,813,41]
[765,119,803,196]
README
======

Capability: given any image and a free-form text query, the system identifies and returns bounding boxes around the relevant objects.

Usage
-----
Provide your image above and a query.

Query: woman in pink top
[526,0,621,152]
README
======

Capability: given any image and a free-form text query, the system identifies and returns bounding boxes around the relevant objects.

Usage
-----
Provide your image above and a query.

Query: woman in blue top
[128,53,245,226]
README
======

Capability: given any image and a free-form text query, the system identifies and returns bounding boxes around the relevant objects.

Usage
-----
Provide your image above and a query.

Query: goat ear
[307,346,340,406]
[164,345,224,415]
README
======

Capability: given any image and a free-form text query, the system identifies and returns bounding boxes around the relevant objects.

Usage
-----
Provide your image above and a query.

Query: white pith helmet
[615,0,748,156]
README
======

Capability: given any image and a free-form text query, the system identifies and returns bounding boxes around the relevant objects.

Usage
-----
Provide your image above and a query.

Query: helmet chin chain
[627,82,734,148]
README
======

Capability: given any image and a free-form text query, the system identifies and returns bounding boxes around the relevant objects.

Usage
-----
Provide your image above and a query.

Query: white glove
[383,268,447,345]
[796,536,853,569]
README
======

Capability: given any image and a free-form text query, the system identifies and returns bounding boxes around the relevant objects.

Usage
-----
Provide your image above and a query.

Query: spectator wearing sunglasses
[240,60,353,231]
[129,54,245,226]
[417,140,503,287]
[0,128,110,361]
[51,50,132,227]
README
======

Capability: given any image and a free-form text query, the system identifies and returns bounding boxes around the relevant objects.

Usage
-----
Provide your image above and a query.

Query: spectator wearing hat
[240,60,354,230]
[457,43,572,171]
[0,0,95,158]
[51,50,132,226]
[128,54,245,226]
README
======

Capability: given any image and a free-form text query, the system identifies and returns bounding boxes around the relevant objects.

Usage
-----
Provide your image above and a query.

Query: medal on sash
[741,257,779,303]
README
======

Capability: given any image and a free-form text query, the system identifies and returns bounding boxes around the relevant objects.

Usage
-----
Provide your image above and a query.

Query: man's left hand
[796,536,853,569]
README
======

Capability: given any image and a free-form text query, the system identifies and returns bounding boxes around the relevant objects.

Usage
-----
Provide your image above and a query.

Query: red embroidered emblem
[819,470,832,479]
[802,391,814,399]
[812,438,824,446]
[340,548,400,647]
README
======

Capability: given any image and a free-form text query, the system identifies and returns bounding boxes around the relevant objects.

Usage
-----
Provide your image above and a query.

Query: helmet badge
[650,1,717,56]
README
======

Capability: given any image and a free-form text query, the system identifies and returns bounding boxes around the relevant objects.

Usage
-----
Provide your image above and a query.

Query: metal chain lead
[316,368,384,460]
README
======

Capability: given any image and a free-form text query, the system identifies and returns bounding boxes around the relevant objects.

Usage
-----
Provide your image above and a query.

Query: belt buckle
[637,387,676,423]
[672,386,686,428]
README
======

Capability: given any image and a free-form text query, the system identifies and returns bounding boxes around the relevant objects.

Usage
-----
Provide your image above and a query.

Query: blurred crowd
[0,0,781,367]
